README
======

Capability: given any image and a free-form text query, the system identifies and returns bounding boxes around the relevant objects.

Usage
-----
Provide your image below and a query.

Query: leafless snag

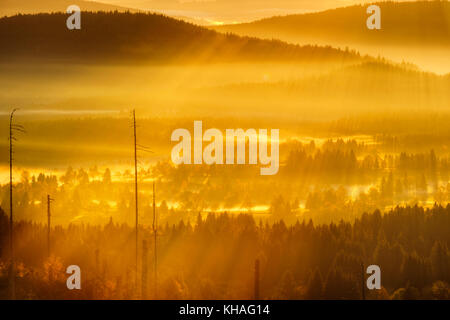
[8,108,25,300]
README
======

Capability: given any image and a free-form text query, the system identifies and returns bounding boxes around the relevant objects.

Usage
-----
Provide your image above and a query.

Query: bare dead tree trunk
[9,109,20,300]
[47,195,54,257]
[152,180,157,299]
[254,259,260,300]
[133,109,139,290]
[361,262,366,300]
[142,240,148,299]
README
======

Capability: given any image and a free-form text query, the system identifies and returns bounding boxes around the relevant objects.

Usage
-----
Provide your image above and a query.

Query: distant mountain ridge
[0,12,365,64]
[196,60,450,118]
[214,1,450,46]
[0,0,139,17]
[212,1,450,73]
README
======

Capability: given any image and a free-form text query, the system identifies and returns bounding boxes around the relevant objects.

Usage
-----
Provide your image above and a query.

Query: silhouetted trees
[0,12,360,64]
[0,203,448,299]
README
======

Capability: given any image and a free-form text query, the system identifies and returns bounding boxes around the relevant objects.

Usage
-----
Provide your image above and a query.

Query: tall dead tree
[361,262,366,300]
[131,109,153,296]
[141,240,148,299]
[47,195,54,257]
[133,109,139,288]
[254,259,260,300]
[152,180,157,299]
[95,248,100,274]
[9,108,24,300]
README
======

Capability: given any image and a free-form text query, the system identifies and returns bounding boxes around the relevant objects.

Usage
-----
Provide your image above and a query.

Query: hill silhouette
[0,12,364,64]
[195,61,450,118]
[213,1,450,72]
[0,0,139,17]
[214,1,450,47]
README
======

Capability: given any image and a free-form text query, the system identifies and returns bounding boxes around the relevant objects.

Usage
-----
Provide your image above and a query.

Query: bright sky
[96,0,413,24]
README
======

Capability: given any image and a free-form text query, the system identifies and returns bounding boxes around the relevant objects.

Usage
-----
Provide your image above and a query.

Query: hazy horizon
[90,0,421,24]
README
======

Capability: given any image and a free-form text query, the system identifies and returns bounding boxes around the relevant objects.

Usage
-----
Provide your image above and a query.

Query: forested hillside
[214,1,450,47]
[0,0,138,17]
[213,1,450,73]
[0,12,363,63]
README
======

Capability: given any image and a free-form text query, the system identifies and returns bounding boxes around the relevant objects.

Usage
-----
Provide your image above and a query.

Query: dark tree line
[0,12,361,64]
[0,204,448,299]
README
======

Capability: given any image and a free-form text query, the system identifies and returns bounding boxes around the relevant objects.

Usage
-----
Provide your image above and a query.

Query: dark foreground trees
[0,204,448,299]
